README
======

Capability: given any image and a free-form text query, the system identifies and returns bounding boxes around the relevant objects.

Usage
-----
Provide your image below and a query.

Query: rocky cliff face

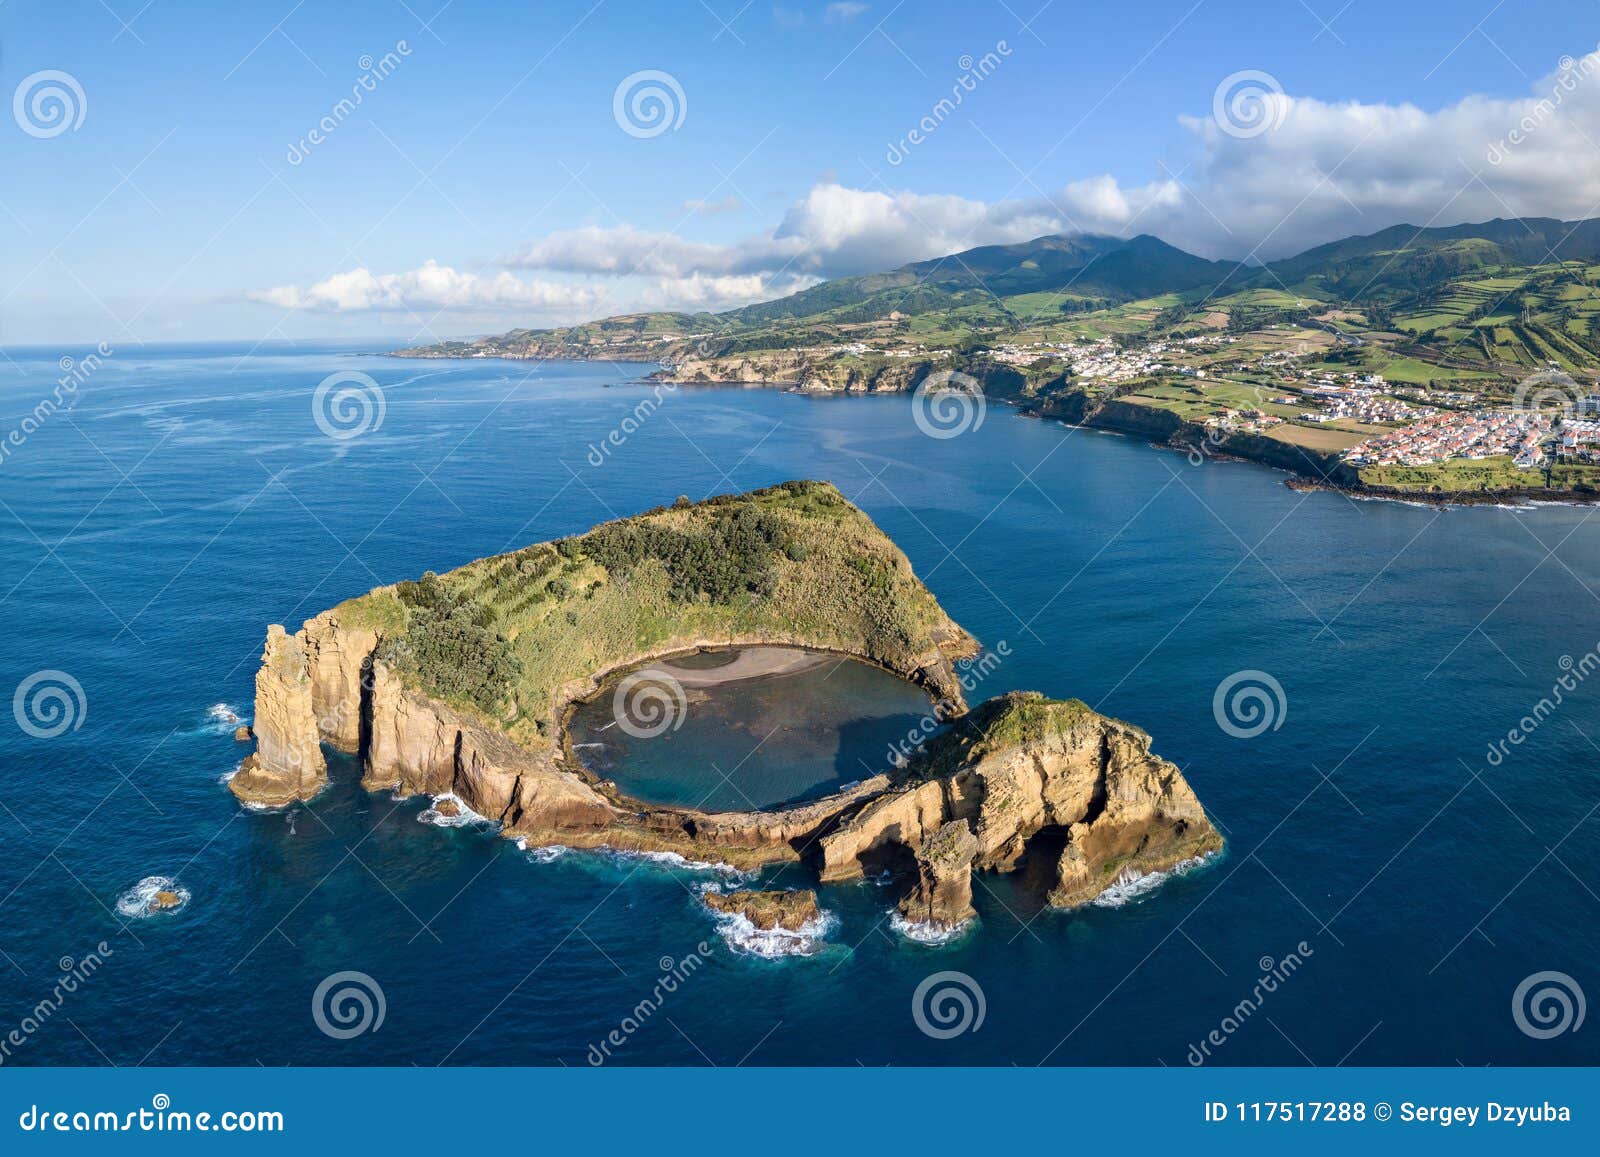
[819,692,1221,918]
[898,820,979,929]
[228,625,326,807]
[231,489,1217,926]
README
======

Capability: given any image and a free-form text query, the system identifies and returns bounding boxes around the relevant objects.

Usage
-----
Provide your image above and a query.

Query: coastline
[395,349,1600,509]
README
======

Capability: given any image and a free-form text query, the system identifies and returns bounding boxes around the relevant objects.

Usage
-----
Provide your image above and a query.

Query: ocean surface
[0,342,1597,1066]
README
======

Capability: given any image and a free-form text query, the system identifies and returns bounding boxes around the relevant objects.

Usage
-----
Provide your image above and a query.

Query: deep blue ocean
[1,342,1596,1067]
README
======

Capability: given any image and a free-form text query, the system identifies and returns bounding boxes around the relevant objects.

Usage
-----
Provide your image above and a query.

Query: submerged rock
[432,797,462,818]
[704,889,820,931]
[151,890,183,910]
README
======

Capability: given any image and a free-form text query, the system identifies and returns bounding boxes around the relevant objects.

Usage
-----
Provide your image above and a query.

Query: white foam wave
[513,839,749,877]
[116,876,189,918]
[417,792,495,829]
[702,894,837,959]
[204,703,245,731]
[1092,853,1214,908]
[889,911,973,945]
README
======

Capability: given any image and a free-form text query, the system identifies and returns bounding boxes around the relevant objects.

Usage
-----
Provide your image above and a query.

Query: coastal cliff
[819,692,1221,917]
[233,481,974,816]
[233,483,1219,915]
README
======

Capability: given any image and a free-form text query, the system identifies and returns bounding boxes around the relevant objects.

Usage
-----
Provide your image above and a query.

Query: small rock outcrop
[703,889,821,931]
[898,820,979,929]
[232,725,252,742]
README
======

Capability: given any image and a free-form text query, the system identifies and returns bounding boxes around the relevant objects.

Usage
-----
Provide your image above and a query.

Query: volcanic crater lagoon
[2,343,1599,1066]
[568,647,936,811]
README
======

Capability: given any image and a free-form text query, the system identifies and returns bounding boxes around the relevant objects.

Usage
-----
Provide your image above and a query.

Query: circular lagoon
[568,646,937,811]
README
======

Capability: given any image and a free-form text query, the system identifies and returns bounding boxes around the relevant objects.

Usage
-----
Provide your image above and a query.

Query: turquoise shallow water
[0,343,1597,1065]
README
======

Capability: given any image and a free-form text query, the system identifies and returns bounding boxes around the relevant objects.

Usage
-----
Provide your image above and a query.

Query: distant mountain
[401,217,1600,359]
[721,233,1243,327]
[1264,218,1600,299]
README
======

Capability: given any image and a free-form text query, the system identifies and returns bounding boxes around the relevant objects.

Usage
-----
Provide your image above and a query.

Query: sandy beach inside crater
[652,646,838,688]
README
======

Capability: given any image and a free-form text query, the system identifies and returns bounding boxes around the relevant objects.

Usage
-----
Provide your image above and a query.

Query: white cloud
[249,260,607,314]
[253,50,1600,324]
[825,2,868,22]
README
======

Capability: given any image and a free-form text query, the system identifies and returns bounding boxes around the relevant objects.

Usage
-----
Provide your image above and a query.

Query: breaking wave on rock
[889,911,974,946]
[1092,853,1215,908]
[514,840,749,877]
[708,908,838,959]
[417,793,495,829]
[116,876,189,918]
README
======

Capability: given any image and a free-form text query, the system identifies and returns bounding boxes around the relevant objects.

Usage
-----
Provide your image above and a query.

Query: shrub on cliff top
[580,502,795,604]
[384,574,523,713]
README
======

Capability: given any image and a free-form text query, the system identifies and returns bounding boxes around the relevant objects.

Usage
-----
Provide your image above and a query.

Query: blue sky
[4,0,1600,344]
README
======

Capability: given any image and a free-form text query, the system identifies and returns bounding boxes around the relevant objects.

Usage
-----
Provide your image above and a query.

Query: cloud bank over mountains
[251,49,1600,323]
